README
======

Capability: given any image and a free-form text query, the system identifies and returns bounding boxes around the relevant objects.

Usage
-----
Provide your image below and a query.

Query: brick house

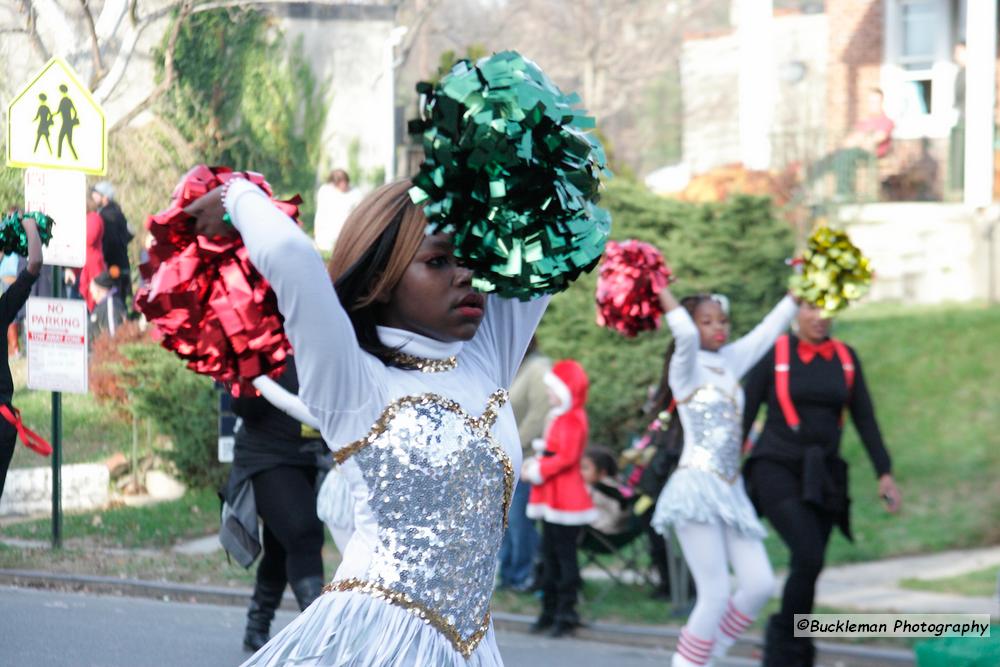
[669,0,999,303]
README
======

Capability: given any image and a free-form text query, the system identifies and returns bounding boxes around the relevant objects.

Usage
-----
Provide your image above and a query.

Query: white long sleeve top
[226,179,548,666]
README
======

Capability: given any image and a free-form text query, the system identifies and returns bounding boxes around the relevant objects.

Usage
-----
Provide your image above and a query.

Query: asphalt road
[0,585,680,667]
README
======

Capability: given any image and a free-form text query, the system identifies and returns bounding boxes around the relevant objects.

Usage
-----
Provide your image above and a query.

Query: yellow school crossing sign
[6,57,107,175]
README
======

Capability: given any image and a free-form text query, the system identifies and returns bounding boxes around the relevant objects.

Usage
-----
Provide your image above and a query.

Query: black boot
[290,575,325,611]
[531,588,557,634]
[762,613,815,667]
[243,579,286,652]
[551,586,581,638]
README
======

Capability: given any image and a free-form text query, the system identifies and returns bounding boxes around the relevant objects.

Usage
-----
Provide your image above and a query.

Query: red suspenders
[774,334,854,432]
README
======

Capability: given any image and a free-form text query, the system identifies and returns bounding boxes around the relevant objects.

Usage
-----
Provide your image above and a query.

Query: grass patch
[900,566,1000,598]
[0,488,220,548]
[0,541,343,589]
[761,304,1000,569]
[8,357,131,470]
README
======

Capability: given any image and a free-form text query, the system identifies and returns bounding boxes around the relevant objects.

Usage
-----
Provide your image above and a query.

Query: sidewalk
[815,545,1000,617]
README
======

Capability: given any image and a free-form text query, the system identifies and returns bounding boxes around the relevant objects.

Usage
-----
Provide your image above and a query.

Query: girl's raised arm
[467,294,551,388]
[660,286,699,401]
[720,295,797,379]
[221,179,385,422]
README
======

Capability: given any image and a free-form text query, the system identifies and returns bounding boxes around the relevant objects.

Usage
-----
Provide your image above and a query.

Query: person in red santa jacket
[522,359,598,637]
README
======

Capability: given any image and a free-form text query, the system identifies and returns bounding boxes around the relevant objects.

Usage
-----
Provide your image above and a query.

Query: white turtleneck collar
[376,326,464,360]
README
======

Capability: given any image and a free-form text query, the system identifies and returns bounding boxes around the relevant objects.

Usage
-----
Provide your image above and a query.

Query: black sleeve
[0,270,39,327]
[231,393,267,422]
[742,347,773,440]
[847,348,892,478]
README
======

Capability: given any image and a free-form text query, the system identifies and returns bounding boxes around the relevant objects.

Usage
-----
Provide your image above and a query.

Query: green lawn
[0,541,344,589]
[900,566,1000,598]
[763,303,1000,569]
[8,357,132,470]
[1,487,220,548]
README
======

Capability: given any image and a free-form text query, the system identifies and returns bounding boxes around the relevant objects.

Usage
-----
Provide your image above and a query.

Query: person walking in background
[498,336,549,592]
[742,302,901,667]
[312,169,361,254]
[523,359,597,638]
[650,281,797,667]
[0,216,43,500]
[92,181,134,313]
[222,357,327,652]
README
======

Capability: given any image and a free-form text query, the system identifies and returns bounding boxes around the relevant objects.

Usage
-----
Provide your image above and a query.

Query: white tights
[671,521,775,667]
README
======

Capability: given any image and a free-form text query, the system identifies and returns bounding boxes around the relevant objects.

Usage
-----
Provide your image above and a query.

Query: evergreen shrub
[535,178,794,447]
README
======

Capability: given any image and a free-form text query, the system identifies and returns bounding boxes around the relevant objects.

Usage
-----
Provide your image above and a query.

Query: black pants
[0,421,16,501]
[751,460,834,667]
[251,466,325,588]
[539,522,583,623]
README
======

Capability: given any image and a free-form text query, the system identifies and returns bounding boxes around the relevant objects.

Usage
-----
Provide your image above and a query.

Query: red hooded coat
[525,359,598,525]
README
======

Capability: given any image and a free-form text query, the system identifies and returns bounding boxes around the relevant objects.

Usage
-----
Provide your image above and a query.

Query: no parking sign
[26,297,88,394]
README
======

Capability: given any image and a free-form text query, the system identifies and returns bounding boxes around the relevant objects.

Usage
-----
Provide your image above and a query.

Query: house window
[884,0,955,137]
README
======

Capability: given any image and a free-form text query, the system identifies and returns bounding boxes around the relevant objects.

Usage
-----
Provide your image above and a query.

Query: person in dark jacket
[742,302,901,667]
[91,182,134,313]
[223,357,327,652]
[0,216,43,499]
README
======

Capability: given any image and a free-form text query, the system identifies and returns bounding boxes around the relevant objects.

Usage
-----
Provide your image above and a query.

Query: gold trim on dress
[387,351,458,373]
[323,578,491,657]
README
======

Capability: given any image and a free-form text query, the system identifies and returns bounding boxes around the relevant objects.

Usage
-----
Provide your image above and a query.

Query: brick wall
[826,0,884,146]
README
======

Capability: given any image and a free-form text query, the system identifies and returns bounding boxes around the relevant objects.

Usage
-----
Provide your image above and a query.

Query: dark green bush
[118,342,225,489]
[535,178,794,447]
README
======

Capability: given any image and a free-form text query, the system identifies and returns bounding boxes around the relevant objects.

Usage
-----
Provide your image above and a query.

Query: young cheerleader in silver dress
[651,286,797,667]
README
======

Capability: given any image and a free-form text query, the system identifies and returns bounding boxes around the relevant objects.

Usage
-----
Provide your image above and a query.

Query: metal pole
[51,265,62,549]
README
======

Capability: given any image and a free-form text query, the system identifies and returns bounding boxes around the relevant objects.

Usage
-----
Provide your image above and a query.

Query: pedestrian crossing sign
[6,57,107,175]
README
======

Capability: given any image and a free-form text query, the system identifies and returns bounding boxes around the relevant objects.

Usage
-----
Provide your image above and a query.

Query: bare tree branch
[17,0,50,63]
[110,0,193,132]
[80,0,107,88]
[395,0,445,69]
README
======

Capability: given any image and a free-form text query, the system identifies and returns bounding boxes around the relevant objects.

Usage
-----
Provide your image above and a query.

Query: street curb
[0,569,914,664]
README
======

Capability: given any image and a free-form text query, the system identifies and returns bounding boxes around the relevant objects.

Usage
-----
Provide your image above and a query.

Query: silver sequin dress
[225,179,549,666]
[651,298,798,540]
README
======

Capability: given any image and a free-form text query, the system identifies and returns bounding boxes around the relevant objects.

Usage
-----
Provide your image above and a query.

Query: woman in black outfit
[224,357,327,652]
[742,302,901,667]
[0,217,42,500]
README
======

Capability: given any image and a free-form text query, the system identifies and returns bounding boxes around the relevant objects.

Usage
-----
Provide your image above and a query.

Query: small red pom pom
[135,165,300,396]
[595,240,672,338]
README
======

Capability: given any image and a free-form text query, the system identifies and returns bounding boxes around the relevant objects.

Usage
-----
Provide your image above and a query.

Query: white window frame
[883,0,957,139]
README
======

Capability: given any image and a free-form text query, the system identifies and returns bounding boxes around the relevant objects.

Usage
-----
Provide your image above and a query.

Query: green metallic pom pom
[0,211,55,257]
[409,51,611,299]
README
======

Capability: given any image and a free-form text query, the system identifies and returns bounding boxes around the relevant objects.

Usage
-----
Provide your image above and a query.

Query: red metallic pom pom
[135,165,301,396]
[595,240,672,338]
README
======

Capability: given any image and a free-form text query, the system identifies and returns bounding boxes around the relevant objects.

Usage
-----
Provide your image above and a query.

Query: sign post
[7,57,105,549]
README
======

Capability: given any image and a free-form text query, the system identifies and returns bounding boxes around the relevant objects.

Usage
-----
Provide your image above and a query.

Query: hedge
[534,178,794,447]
